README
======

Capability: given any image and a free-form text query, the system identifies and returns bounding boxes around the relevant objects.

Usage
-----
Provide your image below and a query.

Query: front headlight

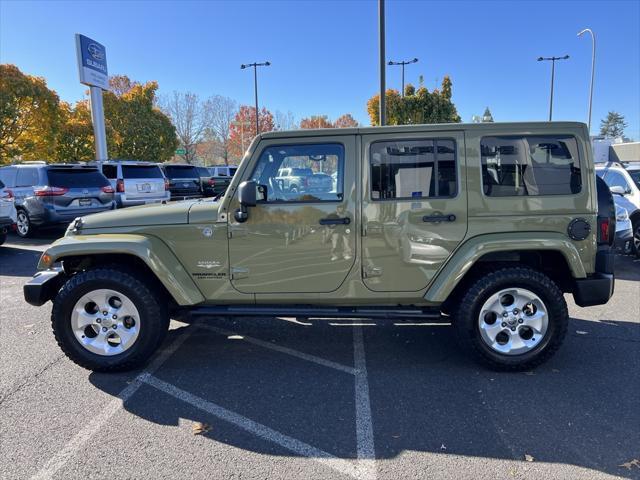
[616,206,629,222]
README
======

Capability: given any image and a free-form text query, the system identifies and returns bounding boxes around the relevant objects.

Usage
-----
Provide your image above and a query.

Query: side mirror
[609,185,626,196]
[238,180,257,206]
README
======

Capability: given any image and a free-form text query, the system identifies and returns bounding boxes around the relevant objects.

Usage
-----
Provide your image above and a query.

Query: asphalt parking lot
[1,230,639,480]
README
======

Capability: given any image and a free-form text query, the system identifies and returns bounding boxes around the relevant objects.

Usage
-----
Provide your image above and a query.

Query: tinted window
[16,168,40,187]
[196,167,210,177]
[102,164,118,179]
[46,169,109,188]
[0,179,4,188]
[229,168,237,177]
[164,165,199,179]
[122,165,163,179]
[481,135,581,196]
[250,143,344,202]
[370,139,457,200]
[628,170,640,189]
[0,168,16,187]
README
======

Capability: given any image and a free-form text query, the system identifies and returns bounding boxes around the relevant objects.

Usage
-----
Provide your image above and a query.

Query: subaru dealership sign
[75,34,109,90]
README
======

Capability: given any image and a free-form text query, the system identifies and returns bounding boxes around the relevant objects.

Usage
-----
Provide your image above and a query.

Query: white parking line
[31,327,194,480]
[198,324,357,375]
[142,374,363,480]
[353,326,377,480]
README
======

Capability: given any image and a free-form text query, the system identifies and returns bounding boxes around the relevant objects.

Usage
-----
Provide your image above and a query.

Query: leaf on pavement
[192,422,211,435]
[524,454,534,462]
[619,459,640,470]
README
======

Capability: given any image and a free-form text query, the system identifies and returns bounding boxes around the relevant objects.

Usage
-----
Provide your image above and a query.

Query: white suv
[100,161,170,208]
[0,178,17,245]
[596,162,640,256]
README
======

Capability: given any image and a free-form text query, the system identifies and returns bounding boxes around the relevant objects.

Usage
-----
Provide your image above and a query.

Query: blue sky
[1,0,639,139]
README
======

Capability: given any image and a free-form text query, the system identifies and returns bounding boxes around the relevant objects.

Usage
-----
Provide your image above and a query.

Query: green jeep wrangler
[24,122,615,372]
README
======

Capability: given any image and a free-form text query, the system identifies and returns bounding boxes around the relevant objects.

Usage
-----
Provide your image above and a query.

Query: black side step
[189,304,443,320]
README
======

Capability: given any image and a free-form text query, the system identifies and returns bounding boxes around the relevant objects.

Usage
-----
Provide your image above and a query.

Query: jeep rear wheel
[51,267,169,372]
[453,266,568,371]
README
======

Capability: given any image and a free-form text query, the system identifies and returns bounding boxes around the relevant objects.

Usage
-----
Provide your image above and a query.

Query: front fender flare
[39,234,205,306]
[425,232,587,303]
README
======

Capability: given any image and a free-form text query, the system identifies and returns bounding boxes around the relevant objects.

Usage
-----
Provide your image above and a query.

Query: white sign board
[75,34,109,90]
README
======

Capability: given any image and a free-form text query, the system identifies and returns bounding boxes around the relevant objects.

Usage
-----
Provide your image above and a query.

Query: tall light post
[537,55,570,120]
[578,28,596,133]
[378,0,386,126]
[388,58,418,97]
[240,61,270,134]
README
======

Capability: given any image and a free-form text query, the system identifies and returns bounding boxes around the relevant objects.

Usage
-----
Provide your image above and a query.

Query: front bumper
[23,269,66,306]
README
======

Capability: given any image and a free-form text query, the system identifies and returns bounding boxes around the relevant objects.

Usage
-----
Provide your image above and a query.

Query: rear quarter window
[481,135,581,196]
[15,168,40,187]
[46,169,109,188]
[122,165,164,179]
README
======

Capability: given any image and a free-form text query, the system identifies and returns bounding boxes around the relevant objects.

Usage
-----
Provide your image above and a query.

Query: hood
[79,200,196,230]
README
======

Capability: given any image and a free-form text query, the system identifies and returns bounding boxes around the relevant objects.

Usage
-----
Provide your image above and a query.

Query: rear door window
[46,169,109,188]
[481,135,581,196]
[0,167,17,187]
[122,165,164,179]
[15,168,40,187]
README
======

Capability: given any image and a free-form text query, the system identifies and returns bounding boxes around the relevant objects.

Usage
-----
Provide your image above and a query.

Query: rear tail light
[164,178,170,191]
[598,218,615,246]
[116,179,125,193]
[0,189,13,200]
[34,186,69,196]
[208,178,216,186]
[102,185,115,193]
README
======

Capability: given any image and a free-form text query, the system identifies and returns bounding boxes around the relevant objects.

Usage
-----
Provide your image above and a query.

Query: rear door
[361,131,468,292]
[122,164,166,200]
[45,168,112,214]
[228,136,357,294]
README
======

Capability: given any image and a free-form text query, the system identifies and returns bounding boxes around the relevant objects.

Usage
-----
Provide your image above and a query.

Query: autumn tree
[208,95,237,165]
[228,106,275,158]
[160,91,213,163]
[54,101,95,163]
[0,64,62,163]
[300,115,333,129]
[366,76,461,126]
[275,110,298,131]
[334,113,359,128]
[599,111,628,139]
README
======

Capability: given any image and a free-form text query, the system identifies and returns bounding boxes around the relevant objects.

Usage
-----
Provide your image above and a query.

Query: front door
[361,131,468,292]
[228,136,357,294]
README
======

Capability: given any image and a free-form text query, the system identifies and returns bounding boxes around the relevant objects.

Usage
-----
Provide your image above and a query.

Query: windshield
[46,169,109,188]
[122,165,164,179]
[197,167,210,177]
[164,166,198,179]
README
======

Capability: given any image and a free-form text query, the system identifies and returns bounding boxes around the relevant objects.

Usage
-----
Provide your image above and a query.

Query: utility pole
[388,58,418,97]
[378,0,386,126]
[537,55,569,121]
[241,61,271,134]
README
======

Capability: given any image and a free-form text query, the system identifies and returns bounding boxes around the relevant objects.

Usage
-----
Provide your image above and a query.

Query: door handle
[422,214,456,223]
[319,217,351,225]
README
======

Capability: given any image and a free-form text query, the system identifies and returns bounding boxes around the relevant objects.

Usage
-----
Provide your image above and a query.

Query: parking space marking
[31,327,194,480]
[353,326,377,480]
[198,324,357,375]
[142,374,363,480]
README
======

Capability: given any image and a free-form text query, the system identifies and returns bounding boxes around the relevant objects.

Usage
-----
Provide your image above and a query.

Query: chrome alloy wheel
[70,289,140,356]
[634,225,640,255]
[478,288,549,356]
[16,211,29,236]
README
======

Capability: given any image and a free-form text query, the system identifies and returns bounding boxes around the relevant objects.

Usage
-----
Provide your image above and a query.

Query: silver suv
[0,178,17,245]
[0,163,115,237]
[100,161,170,208]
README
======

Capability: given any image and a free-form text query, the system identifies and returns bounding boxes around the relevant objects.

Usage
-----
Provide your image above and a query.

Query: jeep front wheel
[453,266,568,371]
[51,267,169,372]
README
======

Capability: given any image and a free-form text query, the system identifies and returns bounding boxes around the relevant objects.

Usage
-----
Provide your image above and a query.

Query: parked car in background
[196,166,217,197]
[209,165,238,178]
[100,161,170,208]
[275,167,333,194]
[160,164,202,200]
[596,162,640,257]
[614,202,633,254]
[0,178,17,245]
[205,167,235,197]
[0,163,115,237]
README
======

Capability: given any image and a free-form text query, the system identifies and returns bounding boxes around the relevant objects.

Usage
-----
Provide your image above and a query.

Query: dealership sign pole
[75,34,109,161]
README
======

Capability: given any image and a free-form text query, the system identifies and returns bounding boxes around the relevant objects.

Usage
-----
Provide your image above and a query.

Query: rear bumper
[572,249,615,307]
[116,193,170,208]
[32,203,115,226]
[23,269,66,306]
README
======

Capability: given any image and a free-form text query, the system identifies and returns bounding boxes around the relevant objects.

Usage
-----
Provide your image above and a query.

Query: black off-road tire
[453,266,568,371]
[51,267,169,372]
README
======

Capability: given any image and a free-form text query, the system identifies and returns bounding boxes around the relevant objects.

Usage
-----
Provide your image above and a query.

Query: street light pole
[578,28,596,133]
[388,58,418,97]
[537,55,570,121]
[241,61,271,134]
[378,0,386,126]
